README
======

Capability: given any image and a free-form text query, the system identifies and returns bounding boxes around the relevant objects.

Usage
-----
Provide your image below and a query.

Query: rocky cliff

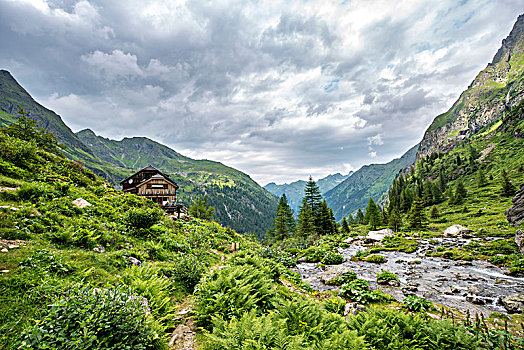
[418,14,524,158]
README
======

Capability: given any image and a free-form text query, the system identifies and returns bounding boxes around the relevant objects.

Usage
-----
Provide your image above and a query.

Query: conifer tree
[329,208,337,234]
[303,177,323,232]
[430,205,440,220]
[271,194,295,241]
[356,209,364,224]
[431,182,443,204]
[422,181,433,206]
[296,197,315,237]
[365,198,380,230]
[500,169,516,197]
[452,180,467,205]
[388,207,402,232]
[189,196,215,221]
[476,169,487,188]
[341,217,350,234]
[348,214,356,226]
[438,172,446,192]
[408,196,426,229]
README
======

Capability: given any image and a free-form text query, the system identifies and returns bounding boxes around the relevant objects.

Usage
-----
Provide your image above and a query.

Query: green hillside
[0,72,277,236]
[76,129,278,237]
[325,145,418,220]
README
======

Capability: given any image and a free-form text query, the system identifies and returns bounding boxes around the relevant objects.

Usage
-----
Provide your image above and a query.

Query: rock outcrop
[506,183,524,227]
[515,229,524,255]
[366,228,395,242]
[320,265,348,284]
[502,294,524,314]
[443,225,473,237]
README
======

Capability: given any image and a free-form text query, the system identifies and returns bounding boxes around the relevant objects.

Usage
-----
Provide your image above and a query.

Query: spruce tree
[452,180,467,205]
[348,214,356,226]
[438,172,446,192]
[341,217,350,234]
[319,199,332,235]
[422,181,433,206]
[271,194,295,241]
[296,197,314,237]
[388,207,402,232]
[476,169,487,187]
[431,182,443,204]
[329,208,337,234]
[356,209,364,224]
[430,205,440,220]
[365,198,380,230]
[408,196,426,229]
[303,177,323,232]
[500,169,516,197]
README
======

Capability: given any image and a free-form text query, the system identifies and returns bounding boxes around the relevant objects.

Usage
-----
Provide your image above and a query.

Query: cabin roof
[120,164,177,188]
[136,173,179,189]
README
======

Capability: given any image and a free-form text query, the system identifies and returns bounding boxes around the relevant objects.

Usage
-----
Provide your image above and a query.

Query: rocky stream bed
[294,237,524,316]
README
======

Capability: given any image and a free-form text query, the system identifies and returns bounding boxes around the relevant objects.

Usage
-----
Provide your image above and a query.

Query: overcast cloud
[0,0,522,185]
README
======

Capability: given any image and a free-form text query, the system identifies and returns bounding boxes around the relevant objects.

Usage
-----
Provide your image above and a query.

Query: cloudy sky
[0,0,522,185]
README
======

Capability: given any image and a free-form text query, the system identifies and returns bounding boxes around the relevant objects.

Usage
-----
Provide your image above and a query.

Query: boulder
[501,294,524,314]
[443,225,473,237]
[168,324,191,348]
[320,265,348,284]
[515,229,524,255]
[344,302,366,316]
[366,229,394,242]
[129,256,141,266]
[72,198,92,208]
[506,183,524,226]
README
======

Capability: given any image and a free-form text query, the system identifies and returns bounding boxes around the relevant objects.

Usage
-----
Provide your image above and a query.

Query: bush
[322,296,347,315]
[20,285,164,350]
[172,253,206,292]
[403,295,433,312]
[321,251,344,265]
[126,208,163,231]
[203,299,368,350]
[16,183,49,202]
[347,308,477,350]
[326,270,357,286]
[376,270,399,283]
[366,254,386,263]
[194,264,278,331]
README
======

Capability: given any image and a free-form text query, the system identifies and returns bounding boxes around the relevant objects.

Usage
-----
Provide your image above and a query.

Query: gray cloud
[0,0,522,185]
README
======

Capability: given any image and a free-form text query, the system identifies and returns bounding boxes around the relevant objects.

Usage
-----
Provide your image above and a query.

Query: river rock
[501,294,524,313]
[168,324,191,348]
[378,279,400,287]
[366,229,394,242]
[72,198,92,208]
[320,265,347,284]
[466,296,486,305]
[344,302,366,316]
[515,230,524,255]
[443,225,473,237]
[506,183,524,226]
[129,256,141,266]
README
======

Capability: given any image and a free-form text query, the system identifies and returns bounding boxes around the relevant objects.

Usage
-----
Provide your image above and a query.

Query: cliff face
[418,14,524,158]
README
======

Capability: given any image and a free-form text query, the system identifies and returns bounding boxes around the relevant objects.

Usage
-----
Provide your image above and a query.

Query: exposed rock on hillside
[506,183,524,226]
[418,14,524,158]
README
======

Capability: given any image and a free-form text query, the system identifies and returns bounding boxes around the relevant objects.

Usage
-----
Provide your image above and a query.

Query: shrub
[172,253,206,292]
[322,296,347,316]
[403,295,433,312]
[365,254,386,263]
[126,207,163,231]
[20,285,164,350]
[347,308,477,350]
[327,270,357,286]
[321,251,344,265]
[16,183,49,202]
[194,264,278,331]
[376,270,399,283]
[203,299,367,350]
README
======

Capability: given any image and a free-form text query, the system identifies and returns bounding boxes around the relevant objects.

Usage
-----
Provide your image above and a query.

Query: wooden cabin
[120,165,178,206]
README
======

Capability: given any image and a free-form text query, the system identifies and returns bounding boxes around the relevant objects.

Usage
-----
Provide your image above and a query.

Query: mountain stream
[294,237,524,316]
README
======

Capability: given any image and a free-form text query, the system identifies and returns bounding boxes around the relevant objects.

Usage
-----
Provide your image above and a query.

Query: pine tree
[188,196,215,221]
[329,208,337,234]
[408,196,426,229]
[476,169,487,188]
[422,181,433,206]
[452,180,467,205]
[319,199,332,235]
[303,177,323,232]
[438,172,446,192]
[271,194,295,241]
[348,214,356,226]
[296,197,315,237]
[388,207,402,232]
[356,209,364,224]
[341,217,350,234]
[430,205,440,220]
[500,169,516,197]
[365,198,380,230]
[431,182,443,204]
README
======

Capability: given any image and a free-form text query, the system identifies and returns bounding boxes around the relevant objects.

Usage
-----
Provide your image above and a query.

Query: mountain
[325,145,418,220]
[0,70,277,236]
[264,172,353,214]
[418,14,524,158]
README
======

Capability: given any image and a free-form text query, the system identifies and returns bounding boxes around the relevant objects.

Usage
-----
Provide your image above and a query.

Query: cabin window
[152,184,164,189]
